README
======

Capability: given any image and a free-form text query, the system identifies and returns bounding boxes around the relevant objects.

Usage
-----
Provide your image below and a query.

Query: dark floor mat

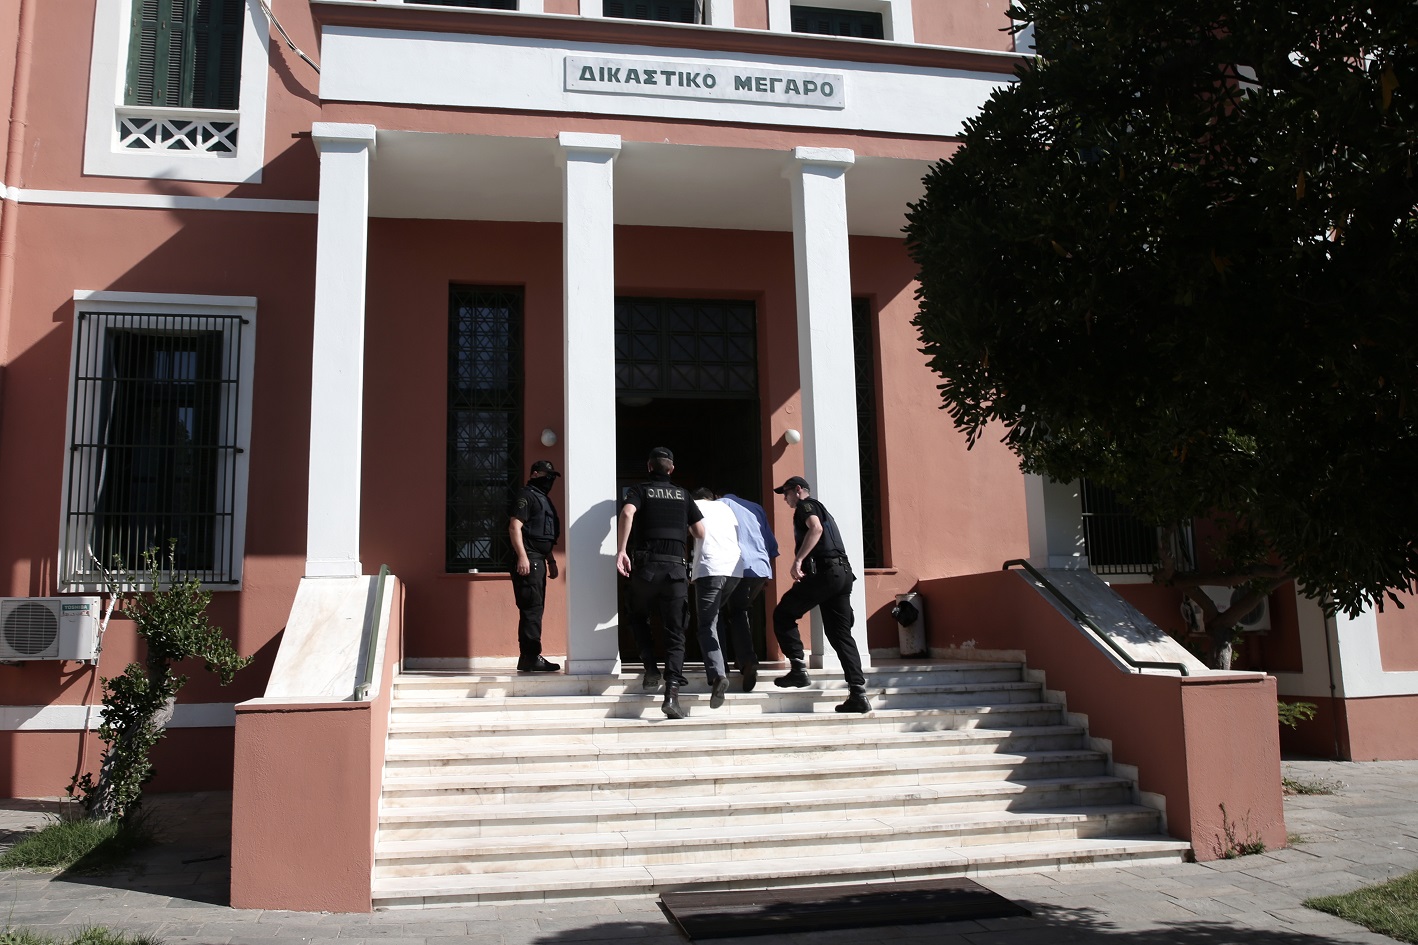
[661,877,1030,939]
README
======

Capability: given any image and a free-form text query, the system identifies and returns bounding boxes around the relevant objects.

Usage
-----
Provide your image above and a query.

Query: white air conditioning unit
[0,597,101,661]
[1200,585,1271,633]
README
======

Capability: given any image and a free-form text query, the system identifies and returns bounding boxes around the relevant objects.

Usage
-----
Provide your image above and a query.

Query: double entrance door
[613,297,768,666]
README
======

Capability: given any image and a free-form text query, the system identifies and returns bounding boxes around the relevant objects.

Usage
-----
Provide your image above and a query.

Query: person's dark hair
[691,487,715,501]
[650,456,673,475]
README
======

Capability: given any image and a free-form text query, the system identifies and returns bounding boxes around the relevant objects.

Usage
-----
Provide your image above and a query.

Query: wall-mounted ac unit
[0,597,101,661]
[1200,585,1271,632]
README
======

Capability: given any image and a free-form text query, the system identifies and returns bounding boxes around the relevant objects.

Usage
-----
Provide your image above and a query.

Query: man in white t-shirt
[691,487,742,709]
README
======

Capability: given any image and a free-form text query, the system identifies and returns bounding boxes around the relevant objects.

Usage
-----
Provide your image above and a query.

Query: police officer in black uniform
[771,475,870,713]
[509,459,562,673]
[616,447,706,719]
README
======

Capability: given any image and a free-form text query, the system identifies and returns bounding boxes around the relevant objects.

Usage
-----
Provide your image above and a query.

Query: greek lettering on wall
[566,56,846,109]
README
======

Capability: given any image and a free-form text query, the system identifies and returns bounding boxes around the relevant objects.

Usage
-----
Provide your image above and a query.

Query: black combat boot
[835,691,871,714]
[642,667,663,692]
[774,660,811,688]
[662,684,686,720]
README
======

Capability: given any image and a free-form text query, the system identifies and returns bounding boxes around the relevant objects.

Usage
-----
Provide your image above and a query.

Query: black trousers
[626,561,691,687]
[723,575,767,671]
[772,563,866,693]
[510,552,547,660]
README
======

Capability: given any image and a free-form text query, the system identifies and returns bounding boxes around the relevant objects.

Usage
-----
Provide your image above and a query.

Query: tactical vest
[796,498,848,563]
[522,486,560,550]
[630,479,690,555]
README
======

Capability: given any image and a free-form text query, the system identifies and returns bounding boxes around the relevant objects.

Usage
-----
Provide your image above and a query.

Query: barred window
[62,294,255,588]
[447,287,524,572]
[790,5,884,38]
[405,0,517,7]
[615,298,756,398]
[126,0,245,110]
[1081,479,1194,576]
[604,0,701,23]
[852,298,884,568]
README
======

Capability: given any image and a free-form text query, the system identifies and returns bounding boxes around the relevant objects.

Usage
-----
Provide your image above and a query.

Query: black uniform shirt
[622,474,704,557]
[511,485,559,555]
[793,497,847,563]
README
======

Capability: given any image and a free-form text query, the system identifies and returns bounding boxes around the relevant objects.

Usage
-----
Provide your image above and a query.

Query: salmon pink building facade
[0,0,1410,913]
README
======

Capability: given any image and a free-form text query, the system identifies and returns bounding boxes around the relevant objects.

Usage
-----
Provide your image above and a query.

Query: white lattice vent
[116,110,239,155]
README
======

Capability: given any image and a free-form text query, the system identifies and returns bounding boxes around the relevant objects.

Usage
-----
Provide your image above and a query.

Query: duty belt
[639,551,688,565]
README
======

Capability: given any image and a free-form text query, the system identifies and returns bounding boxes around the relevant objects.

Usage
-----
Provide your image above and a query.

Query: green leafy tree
[906,0,1417,664]
[70,551,251,821]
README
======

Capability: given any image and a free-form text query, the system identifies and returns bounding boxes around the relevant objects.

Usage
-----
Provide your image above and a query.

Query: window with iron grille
[1081,478,1193,575]
[790,5,884,38]
[615,298,756,398]
[852,298,884,568]
[126,0,245,109]
[405,0,517,8]
[447,287,524,572]
[604,0,701,23]
[62,294,255,589]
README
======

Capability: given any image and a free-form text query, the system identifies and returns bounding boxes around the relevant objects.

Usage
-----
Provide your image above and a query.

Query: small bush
[1278,700,1318,730]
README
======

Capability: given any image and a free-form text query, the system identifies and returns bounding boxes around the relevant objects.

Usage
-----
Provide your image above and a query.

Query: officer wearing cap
[616,447,706,719]
[771,475,870,713]
[509,459,562,673]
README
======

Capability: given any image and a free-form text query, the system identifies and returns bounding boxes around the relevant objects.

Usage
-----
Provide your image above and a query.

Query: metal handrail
[354,564,391,701]
[1002,559,1190,676]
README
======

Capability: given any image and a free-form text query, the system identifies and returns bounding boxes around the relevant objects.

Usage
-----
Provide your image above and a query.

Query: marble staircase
[372,661,1190,908]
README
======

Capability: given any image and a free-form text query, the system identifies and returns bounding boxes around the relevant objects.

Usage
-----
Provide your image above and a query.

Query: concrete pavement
[2,759,1416,944]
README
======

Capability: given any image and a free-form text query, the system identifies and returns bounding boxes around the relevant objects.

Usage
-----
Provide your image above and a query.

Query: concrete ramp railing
[916,569,1285,860]
[231,571,403,912]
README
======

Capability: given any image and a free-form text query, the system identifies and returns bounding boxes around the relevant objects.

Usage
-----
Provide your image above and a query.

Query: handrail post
[354,564,391,701]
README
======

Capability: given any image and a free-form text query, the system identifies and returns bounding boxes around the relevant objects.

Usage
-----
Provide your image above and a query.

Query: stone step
[377,774,1136,825]
[387,700,1067,729]
[390,663,1026,699]
[382,724,1090,774]
[390,681,1045,719]
[380,749,1109,805]
[370,836,1191,908]
[374,806,1165,876]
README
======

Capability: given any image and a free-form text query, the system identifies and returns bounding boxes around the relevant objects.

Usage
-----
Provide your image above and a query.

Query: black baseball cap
[773,475,810,494]
[530,459,560,478]
[648,447,674,462]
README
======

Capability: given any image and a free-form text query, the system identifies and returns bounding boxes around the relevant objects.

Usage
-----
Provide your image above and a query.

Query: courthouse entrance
[612,297,767,666]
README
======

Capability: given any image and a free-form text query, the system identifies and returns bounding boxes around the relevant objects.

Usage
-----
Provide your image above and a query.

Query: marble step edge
[382,724,1087,762]
[392,663,1025,686]
[375,806,1162,858]
[391,682,1041,707]
[377,774,1135,821]
[370,836,1191,904]
[387,703,1064,733]
[379,748,1107,790]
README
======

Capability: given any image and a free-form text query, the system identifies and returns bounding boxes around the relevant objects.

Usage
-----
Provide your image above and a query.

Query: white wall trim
[0,703,237,731]
[1333,605,1418,698]
[7,187,317,215]
[767,0,913,44]
[84,0,271,183]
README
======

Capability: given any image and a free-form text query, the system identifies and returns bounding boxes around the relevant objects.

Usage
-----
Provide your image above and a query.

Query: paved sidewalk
[2,759,1416,944]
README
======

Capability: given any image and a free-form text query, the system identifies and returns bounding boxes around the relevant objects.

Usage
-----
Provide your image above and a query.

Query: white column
[305,123,375,578]
[786,147,871,671]
[559,132,622,675]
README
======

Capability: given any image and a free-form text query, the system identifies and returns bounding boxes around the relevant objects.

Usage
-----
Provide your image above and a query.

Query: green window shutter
[126,0,179,106]
[125,0,243,109]
[191,0,244,109]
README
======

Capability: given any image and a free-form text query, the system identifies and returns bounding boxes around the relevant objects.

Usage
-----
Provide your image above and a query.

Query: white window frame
[375,0,547,11]
[83,0,271,183]
[769,0,912,43]
[581,0,731,26]
[58,291,258,591]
